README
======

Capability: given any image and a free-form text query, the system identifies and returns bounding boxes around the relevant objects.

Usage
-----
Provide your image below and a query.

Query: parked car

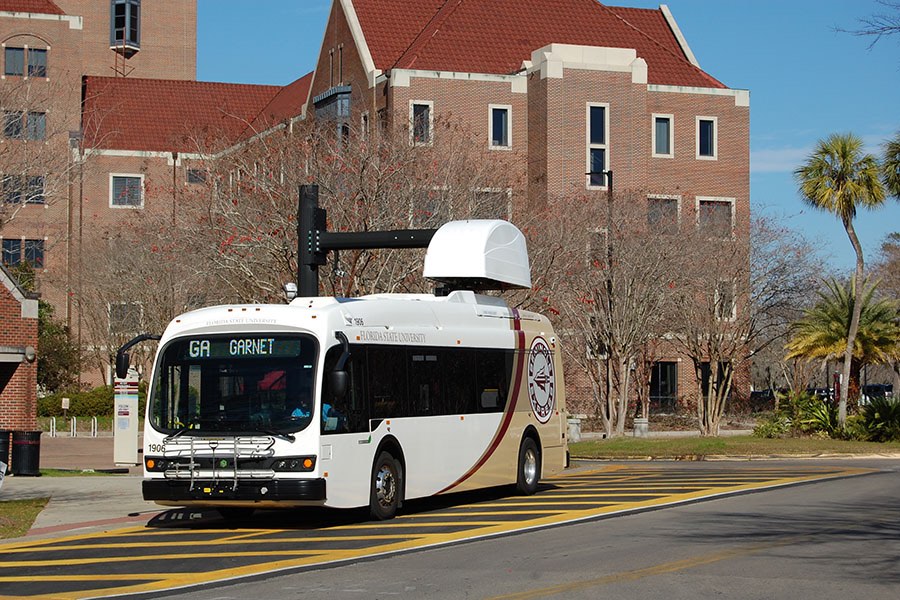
[861,384,894,405]
[749,389,775,412]
[806,387,835,403]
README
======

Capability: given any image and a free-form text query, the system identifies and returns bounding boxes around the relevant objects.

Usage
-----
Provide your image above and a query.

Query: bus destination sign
[181,337,305,360]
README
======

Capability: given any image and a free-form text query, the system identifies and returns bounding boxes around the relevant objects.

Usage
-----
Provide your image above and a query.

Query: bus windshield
[148,334,319,437]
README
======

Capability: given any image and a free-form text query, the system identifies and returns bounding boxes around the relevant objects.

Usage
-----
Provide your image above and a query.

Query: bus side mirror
[329,370,349,399]
[115,351,130,380]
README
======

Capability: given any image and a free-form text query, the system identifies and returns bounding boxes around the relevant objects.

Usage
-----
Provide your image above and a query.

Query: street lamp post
[586,168,614,432]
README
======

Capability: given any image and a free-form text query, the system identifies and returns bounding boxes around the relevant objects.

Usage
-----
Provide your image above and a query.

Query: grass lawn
[0,498,48,539]
[571,435,900,459]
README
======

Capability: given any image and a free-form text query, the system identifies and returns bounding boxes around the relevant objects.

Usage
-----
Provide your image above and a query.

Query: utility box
[113,368,140,466]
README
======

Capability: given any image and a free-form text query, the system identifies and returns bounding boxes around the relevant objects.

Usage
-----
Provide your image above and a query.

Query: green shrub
[38,383,148,417]
[798,399,839,436]
[753,413,790,438]
[753,391,840,439]
[860,396,900,442]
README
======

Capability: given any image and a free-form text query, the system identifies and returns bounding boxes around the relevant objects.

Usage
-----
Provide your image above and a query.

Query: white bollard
[91,416,98,437]
[50,416,56,437]
[71,416,77,437]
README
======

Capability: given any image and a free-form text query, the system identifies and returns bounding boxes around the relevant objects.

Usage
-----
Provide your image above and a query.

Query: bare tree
[530,191,681,437]
[0,75,85,232]
[747,214,825,394]
[168,115,522,303]
[838,0,900,48]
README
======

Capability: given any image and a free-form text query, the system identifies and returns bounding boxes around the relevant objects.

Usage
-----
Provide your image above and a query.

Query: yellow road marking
[0,466,872,600]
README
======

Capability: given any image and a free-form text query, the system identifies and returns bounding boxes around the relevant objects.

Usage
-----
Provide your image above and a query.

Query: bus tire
[370,451,401,520]
[516,437,540,495]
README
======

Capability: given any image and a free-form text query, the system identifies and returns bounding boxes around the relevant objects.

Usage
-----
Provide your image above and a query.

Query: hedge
[39,384,147,417]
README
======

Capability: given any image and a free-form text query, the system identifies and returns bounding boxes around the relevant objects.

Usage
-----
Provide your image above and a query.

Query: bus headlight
[273,456,316,472]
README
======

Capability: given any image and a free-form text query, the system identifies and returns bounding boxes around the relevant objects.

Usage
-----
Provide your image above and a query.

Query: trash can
[10,431,41,476]
[0,430,10,474]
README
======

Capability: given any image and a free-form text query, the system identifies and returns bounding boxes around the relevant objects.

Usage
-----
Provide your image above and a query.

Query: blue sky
[197,0,900,274]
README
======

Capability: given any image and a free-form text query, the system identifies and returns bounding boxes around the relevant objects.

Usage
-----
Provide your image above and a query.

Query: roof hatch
[423,220,531,290]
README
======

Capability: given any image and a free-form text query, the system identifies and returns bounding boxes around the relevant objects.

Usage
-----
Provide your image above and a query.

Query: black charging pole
[297,185,439,298]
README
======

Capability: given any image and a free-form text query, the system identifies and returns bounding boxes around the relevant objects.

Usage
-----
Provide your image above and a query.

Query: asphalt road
[134,459,899,600]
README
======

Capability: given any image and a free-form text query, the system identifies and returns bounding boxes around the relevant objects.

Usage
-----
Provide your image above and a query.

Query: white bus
[137,220,567,520]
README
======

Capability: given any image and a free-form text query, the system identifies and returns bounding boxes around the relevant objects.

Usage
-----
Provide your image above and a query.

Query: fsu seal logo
[527,337,555,424]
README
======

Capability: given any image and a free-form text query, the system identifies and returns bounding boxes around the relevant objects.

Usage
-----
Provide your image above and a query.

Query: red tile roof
[0,0,64,14]
[83,74,312,153]
[248,72,313,134]
[351,0,724,88]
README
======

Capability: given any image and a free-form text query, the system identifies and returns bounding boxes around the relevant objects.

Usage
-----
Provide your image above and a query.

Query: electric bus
[130,220,567,520]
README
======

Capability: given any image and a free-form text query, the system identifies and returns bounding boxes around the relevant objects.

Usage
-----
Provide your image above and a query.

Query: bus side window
[322,344,367,434]
[443,348,475,415]
[476,349,511,413]
[368,346,409,418]
[409,350,442,416]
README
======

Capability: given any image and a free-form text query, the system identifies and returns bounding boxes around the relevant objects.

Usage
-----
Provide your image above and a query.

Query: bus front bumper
[143,477,327,502]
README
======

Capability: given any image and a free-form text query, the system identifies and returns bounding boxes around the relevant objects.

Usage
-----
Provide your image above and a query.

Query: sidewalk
[0,434,161,539]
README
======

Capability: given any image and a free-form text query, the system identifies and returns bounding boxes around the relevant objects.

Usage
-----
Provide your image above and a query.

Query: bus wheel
[516,437,540,495]
[370,451,401,520]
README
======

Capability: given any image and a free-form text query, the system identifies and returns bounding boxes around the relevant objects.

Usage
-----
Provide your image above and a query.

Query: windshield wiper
[253,429,296,443]
[165,425,198,440]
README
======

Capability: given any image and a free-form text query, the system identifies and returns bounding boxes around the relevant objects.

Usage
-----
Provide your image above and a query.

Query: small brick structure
[0,263,39,432]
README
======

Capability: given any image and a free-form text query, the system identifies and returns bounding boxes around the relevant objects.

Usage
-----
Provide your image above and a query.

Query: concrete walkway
[1,434,161,539]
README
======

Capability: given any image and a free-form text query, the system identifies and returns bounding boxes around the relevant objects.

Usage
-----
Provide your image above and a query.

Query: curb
[571,453,900,462]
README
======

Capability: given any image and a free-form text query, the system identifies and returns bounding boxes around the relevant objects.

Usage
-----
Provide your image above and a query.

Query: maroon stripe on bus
[438,318,526,494]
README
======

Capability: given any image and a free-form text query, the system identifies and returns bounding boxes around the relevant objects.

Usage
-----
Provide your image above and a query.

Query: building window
[410,188,450,228]
[23,239,43,268]
[2,175,22,203]
[1,47,45,77]
[4,47,24,76]
[3,111,22,138]
[1,239,21,266]
[586,103,609,188]
[3,175,45,204]
[647,195,680,234]
[697,197,734,239]
[109,301,142,335]
[1,238,43,268]
[111,0,141,51]
[472,188,510,220]
[27,175,45,203]
[26,112,45,140]
[410,101,433,146]
[186,168,206,185]
[649,361,678,413]
[110,174,143,208]
[3,111,45,140]
[28,48,47,77]
[697,116,717,159]
[588,228,608,267]
[715,280,736,320]
[652,114,673,157]
[489,105,511,149]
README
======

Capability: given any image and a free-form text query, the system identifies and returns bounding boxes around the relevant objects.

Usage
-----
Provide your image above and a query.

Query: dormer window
[110,0,141,56]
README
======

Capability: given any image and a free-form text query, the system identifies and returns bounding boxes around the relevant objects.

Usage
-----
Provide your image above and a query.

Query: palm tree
[786,278,900,405]
[883,130,900,198]
[795,133,886,425]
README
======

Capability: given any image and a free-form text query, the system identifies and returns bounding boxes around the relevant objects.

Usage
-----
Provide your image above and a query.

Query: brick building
[306,0,750,411]
[0,262,38,430]
[0,0,197,327]
[1,0,750,410]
